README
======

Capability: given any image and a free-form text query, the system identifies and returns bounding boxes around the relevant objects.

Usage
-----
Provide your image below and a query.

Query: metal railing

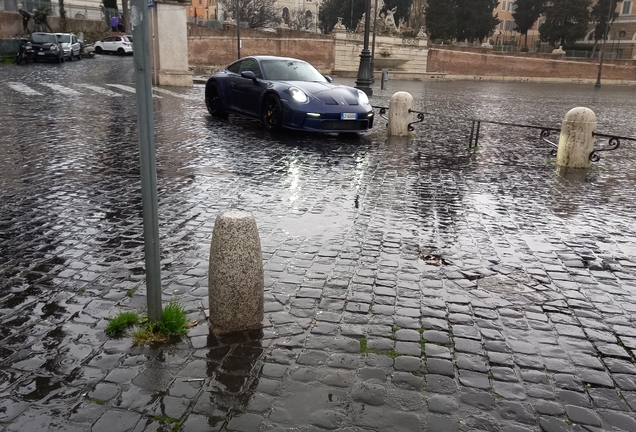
[372,106,636,162]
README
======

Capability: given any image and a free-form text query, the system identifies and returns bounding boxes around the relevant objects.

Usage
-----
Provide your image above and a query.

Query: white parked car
[55,33,81,60]
[94,35,133,55]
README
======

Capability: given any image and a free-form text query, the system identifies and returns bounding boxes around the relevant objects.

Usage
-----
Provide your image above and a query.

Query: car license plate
[38,52,44,55]
[341,113,357,120]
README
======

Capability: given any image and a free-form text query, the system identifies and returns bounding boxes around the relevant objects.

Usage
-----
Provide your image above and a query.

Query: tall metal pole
[236,0,241,58]
[370,0,378,83]
[131,0,162,322]
[354,0,373,95]
[595,0,614,88]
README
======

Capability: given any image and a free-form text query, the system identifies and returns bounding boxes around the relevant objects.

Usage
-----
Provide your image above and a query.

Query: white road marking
[105,84,162,98]
[152,87,197,100]
[77,84,123,97]
[40,83,81,95]
[7,82,43,96]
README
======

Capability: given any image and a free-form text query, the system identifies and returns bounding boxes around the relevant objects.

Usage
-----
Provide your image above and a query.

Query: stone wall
[427,48,636,84]
[187,25,335,74]
[333,32,428,79]
[0,11,108,39]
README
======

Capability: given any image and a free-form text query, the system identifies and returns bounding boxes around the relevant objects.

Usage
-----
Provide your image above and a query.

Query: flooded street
[1,56,636,431]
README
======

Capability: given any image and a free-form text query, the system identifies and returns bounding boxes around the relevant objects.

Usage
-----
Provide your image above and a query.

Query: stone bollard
[388,91,414,137]
[556,107,597,169]
[208,211,264,334]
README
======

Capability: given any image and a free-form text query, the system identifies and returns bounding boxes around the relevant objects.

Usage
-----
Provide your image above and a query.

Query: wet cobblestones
[1,60,636,431]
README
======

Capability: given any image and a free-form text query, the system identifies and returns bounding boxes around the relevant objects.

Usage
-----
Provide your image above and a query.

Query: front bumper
[286,109,375,132]
[33,50,60,61]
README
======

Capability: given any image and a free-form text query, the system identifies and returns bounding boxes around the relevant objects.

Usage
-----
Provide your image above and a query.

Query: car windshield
[261,60,326,82]
[56,34,71,43]
[31,33,57,44]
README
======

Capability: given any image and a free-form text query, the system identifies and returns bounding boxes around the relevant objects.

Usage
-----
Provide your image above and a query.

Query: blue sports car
[205,56,374,132]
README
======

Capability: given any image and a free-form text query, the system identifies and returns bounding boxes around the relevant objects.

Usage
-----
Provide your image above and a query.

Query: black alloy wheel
[262,93,282,131]
[205,82,227,119]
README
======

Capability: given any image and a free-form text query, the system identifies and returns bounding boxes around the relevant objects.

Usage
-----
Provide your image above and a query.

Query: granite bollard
[388,91,414,137]
[208,211,264,334]
[556,107,596,169]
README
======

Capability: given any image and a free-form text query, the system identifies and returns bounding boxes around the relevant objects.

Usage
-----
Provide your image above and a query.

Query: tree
[590,0,621,42]
[424,0,457,40]
[455,0,500,43]
[539,0,591,47]
[318,0,367,33]
[59,0,67,32]
[513,0,545,48]
[218,0,280,29]
[101,0,118,26]
[288,7,311,31]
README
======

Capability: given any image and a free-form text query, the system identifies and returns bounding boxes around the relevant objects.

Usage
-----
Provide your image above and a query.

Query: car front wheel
[205,82,227,119]
[262,94,283,131]
[95,46,103,54]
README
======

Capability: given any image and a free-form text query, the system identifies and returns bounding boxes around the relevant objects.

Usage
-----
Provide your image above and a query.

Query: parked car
[55,33,81,60]
[30,32,64,63]
[94,35,133,55]
[205,56,374,133]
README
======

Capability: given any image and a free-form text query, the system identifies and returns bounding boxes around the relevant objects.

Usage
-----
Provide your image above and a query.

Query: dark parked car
[205,56,374,132]
[30,32,64,63]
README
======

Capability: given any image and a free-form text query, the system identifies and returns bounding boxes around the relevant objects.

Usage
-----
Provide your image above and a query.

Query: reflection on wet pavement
[1,57,636,430]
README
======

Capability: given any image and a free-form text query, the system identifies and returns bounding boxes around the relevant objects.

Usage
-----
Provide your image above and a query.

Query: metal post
[370,0,378,84]
[354,0,373,95]
[236,0,241,59]
[131,0,162,322]
[595,0,614,88]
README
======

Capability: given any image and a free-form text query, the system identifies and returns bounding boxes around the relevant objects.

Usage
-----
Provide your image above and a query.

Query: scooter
[15,38,33,65]
[78,32,95,59]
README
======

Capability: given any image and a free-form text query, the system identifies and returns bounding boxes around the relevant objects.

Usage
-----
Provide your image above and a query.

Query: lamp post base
[355,49,373,96]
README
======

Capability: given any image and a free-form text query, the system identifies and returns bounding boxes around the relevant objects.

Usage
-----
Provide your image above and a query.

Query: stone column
[388,91,413,137]
[556,107,597,168]
[153,0,193,86]
[208,211,264,334]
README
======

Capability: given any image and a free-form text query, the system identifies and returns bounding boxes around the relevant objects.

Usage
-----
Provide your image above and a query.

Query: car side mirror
[241,71,257,81]
[324,75,333,83]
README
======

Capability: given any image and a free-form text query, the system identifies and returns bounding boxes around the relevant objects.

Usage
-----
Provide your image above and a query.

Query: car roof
[249,55,306,63]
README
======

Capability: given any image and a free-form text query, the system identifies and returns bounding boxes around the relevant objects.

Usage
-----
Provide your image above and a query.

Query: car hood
[283,81,361,106]
[32,42,57,49]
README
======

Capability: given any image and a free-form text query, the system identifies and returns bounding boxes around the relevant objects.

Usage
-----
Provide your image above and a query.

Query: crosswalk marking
[40,83,81,95]
[152,87,197,101]
[7,82,43,96]
[77,84,123,97]
[106,84,162,98]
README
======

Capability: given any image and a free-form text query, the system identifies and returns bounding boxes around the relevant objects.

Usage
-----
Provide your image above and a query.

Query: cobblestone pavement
[1,58,636,432]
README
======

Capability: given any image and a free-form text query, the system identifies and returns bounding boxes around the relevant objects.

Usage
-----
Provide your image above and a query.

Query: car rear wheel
[95,46,103,54]
[262,94,283,131]
[117,48,125,55]
[205,82,227,119]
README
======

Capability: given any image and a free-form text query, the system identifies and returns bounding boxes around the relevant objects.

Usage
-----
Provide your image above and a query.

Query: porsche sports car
[205,56,374,132]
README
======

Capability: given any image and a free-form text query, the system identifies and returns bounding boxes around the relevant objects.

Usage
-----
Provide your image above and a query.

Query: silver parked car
[55,33,81,60]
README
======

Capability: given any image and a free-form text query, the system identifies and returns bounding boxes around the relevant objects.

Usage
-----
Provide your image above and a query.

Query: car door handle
[230,82,236,88]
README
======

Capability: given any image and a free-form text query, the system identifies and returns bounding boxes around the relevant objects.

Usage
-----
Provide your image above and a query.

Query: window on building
[502,1,506,10]
[500,20,505,31]
[505,20,517,31]
[537,18,544,28]
[305,10,312,30]
[622,1,631,14]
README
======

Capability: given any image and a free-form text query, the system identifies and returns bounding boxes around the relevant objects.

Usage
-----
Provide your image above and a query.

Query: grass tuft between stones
[105,302,188,344]
[105,312,140,336]
[154,415,181,432]
[359,337,402,358]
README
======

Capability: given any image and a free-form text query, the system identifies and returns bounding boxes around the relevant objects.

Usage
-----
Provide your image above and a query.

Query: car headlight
[357,90,369,105]
[289,87,308,103]
[50,46,57,50]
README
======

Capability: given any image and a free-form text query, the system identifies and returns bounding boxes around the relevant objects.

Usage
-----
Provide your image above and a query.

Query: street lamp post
[236,0,241,59]
[595,0,614,88]
[354,0,373,95]
[370,0,378,84]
